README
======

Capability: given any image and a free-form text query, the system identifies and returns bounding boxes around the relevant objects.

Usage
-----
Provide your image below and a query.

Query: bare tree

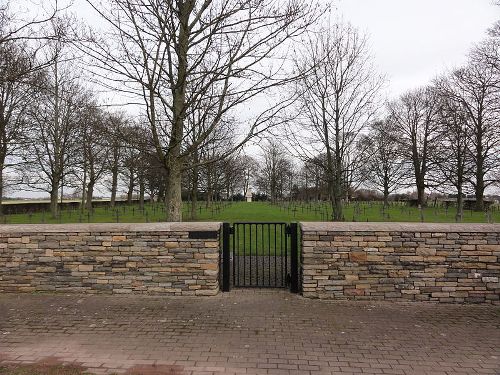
[289,23,383,220]
[77,104,110,210]
[358,120,406,207]
[183,102,233,217]
[433,81,474,221]
[298,157,328,201]
[0,41,39,214]
[120,145,141,204]
[80,0,322,221]
[0,1,62,214]
[105,112,128,208]
[142,154,165,204]
[256,140,294,203]
[198,129,233,208]
[0,0,59,46]
[240,154,259,198]
[388,87,441,207]
[437,58,500,211]
[472,10,500,73]
[22,35,83,218]
[220,155,246,200]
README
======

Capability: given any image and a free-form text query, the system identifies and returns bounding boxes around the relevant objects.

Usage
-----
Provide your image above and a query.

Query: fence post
[222,222,231,292]
[290,222,299,293]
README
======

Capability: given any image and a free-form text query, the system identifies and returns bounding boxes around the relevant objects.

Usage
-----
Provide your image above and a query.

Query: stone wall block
[300,222,500,304]
[0,223,221,296]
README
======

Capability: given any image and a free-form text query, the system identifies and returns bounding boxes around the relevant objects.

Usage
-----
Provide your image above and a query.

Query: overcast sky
[68,0,500,100]
[335,0,499,98]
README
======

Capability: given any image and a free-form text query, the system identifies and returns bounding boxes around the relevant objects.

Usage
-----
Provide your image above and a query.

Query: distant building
[439,197,495,210]
[245,191,253,202]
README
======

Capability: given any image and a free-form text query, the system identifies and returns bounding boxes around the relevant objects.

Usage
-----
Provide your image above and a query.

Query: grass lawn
[0,200,498,224]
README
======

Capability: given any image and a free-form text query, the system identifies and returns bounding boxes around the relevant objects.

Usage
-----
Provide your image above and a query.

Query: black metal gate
[221,222,298,293]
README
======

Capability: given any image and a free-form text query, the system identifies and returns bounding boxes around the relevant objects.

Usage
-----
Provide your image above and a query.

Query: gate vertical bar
[232,223,236,287]
[249,224,252,286]
[268,224,271,287]
[222,222,231,292]
[243,224,246,287]
[284,224,288,287]
[290,222,299,293]
[281,224,284,287]
[261,224,265,286]
[274,225,277,286]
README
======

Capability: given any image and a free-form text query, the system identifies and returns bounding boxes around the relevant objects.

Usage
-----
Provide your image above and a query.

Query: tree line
[1,0,499,222]
[254,19,500,222]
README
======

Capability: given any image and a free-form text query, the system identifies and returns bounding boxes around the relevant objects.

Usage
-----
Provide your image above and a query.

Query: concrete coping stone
[0,222,222,234]
[300,221,500,233]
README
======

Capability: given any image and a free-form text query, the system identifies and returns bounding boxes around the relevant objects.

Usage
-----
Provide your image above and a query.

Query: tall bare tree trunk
[190,165,198,220]
[81,167,86,212]
[165,160,182,221]
[270,164,276,204]
[51,58,60,220]
[163,2,189,222]
[332,160,343,221]
[416,177,426,207]
[139,176,145,210]
[0,156,4,217]
[50,181,59,219]
[383,174,390,208]
[110,148,119,208]
[412,147,426,207]
[206,166,212,208]
[456,185,464,222]
[328,108,343,221]
[86,181,94,210]
[455,144,466,222]
[325,151,335,220]
[0,171,3,217]
[158,176,166,203]
[475,143,485,211]
[127,170,134,204]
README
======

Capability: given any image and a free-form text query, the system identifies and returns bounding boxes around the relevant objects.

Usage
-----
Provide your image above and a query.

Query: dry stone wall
[0,222,221,296]
[301,223,500,304]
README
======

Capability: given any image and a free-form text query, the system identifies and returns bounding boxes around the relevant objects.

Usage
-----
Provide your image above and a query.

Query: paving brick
[0,290,499,374]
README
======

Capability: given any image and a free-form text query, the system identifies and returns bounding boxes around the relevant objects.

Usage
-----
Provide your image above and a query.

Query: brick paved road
[0,290,499,375]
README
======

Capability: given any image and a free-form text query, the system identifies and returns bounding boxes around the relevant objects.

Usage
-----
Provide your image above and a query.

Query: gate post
[290,222,299,293]
[221,222,231,292]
